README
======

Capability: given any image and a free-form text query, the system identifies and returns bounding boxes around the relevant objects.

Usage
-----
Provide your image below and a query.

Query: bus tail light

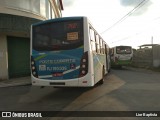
[31,57,38,78]
[79,52,88,77]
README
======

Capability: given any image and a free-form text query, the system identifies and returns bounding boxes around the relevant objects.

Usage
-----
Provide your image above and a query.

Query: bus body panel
[32,48,83,80]
[75,17,96,87]
[84,18,107,85]
[31,75,79,86]
[114,54,132,65]
[93,53,106,84]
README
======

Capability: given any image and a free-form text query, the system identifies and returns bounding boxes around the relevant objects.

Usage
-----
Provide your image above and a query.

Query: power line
[110,32,142,44]
[109,13,160,44]
[101,0,148,34]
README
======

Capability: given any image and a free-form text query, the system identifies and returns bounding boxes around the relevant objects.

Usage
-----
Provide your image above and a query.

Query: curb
[0,83,31,88]
[0,76,31,88]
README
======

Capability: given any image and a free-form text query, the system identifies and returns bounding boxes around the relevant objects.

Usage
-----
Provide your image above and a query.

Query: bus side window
[89,27,95,41]
[99,38,103,54]
[89,27,96,52]
[102,42,105,54]
[95,34,100,54]
[99,38,102,54]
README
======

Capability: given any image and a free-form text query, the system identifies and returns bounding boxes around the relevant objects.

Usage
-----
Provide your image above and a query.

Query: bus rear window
[116,46,132,54]
[32,20,83,51]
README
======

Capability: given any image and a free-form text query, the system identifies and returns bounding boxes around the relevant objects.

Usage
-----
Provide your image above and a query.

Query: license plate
[52,72,63,77]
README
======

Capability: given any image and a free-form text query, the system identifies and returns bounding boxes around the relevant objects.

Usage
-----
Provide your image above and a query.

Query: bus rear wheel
[99,67,105,84]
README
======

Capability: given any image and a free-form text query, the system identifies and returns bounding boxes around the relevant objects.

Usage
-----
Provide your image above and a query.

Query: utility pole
[151,36,153,68]
[151,36,153,45]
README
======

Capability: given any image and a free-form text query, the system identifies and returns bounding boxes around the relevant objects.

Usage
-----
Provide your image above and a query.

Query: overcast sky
[62,0,160,48]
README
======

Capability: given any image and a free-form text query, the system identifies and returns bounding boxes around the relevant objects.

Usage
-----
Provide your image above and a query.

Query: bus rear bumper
[31,74,94,87]
[32,77,78,87]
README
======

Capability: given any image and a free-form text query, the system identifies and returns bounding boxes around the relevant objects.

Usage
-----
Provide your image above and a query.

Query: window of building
[31,0,40,14]
[47,1,51,19]
[40,0,46,17]
[51,8,55,18]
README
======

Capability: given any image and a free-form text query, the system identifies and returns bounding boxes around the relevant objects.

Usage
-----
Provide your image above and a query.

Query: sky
[62,0,160,49]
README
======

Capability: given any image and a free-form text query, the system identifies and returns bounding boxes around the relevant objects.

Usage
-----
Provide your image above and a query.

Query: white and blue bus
[31,17,110,87]
[110,45,133,67]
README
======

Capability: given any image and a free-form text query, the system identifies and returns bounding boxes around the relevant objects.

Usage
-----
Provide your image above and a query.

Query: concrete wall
[0,34,8,80]
[153,45,160,67]
[0,14,41,80]
[0,0,63,80]
[132,49,153,68]
[132,45,160,68]
[0,13,41,35]
[0,0,62,20]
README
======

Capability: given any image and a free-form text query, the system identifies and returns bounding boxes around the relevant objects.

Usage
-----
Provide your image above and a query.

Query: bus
[110,45,133,67]
[31,17,110,87]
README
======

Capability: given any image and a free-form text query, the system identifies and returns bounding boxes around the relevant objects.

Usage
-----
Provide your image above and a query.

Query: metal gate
[7,36,30,78]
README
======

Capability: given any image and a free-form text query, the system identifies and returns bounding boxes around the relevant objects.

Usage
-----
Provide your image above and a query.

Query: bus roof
[32,16,86,26]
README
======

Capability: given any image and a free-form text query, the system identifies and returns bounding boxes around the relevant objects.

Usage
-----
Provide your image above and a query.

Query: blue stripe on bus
[32,47,83,80]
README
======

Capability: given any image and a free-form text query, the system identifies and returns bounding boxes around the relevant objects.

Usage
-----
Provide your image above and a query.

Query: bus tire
[99,67,105,84]
[108,65,111,73]
[108,68,111,73]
